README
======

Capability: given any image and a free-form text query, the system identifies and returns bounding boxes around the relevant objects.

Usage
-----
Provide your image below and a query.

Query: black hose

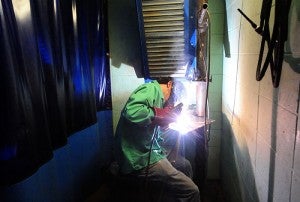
[144,125,159,191]
[238,0,292,88]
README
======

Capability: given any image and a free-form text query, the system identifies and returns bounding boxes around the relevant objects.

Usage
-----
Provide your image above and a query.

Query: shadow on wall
[221,115,259,202]
[223,1,231,58]
[108,0,145,78]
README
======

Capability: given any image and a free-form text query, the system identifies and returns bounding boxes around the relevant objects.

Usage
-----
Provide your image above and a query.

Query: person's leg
[170,155,193,179]
[136,158,200,202]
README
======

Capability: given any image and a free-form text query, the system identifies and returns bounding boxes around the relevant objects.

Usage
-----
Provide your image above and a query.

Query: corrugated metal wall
[141,0,187,78]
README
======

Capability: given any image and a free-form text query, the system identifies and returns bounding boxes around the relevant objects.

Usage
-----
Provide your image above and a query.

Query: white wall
[206,0,225,180]
[221,0,300,201]
[107,0,145,132]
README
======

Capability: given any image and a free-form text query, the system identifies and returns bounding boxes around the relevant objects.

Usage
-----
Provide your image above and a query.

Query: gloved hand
[152,106,179,126]
[153,107,176,126]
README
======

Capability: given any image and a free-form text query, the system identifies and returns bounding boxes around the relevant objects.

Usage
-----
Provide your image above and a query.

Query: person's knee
[191,182,200,194]
[171,156,193,178]
[191,183,201,201]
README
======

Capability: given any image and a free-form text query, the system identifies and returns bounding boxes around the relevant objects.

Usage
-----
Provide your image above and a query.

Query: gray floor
[201,180,226,202]
[85,180,226,202]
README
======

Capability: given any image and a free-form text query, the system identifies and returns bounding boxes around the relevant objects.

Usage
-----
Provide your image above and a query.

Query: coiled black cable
[238,0,292,88]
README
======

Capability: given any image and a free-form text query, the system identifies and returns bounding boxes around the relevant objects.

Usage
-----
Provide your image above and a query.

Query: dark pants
[169,155,193,179]
[135,158,201,202]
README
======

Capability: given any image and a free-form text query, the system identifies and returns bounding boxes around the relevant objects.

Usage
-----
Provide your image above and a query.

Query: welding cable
[145,115,189,200]
[202,4,211,142]
[239,0,291,88]
[144,125,159,192]
[143,125,167,201]
[257,0,291,88]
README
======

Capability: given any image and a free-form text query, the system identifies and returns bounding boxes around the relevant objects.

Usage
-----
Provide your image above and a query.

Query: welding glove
[152,106,178,127]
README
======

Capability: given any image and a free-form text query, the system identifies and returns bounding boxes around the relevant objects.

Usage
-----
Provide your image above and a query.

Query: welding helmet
[164,80,186,107]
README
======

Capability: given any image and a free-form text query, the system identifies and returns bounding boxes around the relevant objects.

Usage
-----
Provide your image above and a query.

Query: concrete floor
[201,180,226,202]
[85,180,226,202]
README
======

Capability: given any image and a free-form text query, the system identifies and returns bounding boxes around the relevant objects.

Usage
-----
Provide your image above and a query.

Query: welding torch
[237,8,262,35]
[172,103,183,115]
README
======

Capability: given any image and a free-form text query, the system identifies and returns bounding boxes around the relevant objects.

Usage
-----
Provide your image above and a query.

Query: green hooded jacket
[114,80,166,174]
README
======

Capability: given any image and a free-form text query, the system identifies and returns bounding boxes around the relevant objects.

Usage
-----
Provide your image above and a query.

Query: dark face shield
[165,80,186,107]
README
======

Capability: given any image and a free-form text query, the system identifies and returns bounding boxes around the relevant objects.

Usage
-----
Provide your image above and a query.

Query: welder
[114,77,200,201]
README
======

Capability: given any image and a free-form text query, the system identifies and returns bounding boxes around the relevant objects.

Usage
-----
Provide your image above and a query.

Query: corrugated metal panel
[141,0,186,78]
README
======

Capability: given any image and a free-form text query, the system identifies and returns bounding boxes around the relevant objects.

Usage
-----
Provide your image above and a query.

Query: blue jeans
[135,158,201,202]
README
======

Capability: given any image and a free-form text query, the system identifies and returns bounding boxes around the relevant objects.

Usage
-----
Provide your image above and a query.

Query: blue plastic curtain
[0,0,110,186]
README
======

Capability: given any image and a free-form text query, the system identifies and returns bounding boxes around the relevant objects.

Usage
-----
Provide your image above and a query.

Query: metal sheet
[142,0,186,78]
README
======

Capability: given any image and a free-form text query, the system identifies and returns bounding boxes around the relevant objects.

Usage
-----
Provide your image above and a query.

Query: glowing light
[195,81,207,116]
[170,62,189,78]
[72,2,77,28]
[12,0,31,21]
[169,113,191,135]
[53,0,57,16]
[169,110,213,135]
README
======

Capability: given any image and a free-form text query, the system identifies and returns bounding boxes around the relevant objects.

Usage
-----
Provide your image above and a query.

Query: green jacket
[114,80,166,174]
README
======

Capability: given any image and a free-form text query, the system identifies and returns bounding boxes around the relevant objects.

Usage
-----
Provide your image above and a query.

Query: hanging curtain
[0,0,110,186]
